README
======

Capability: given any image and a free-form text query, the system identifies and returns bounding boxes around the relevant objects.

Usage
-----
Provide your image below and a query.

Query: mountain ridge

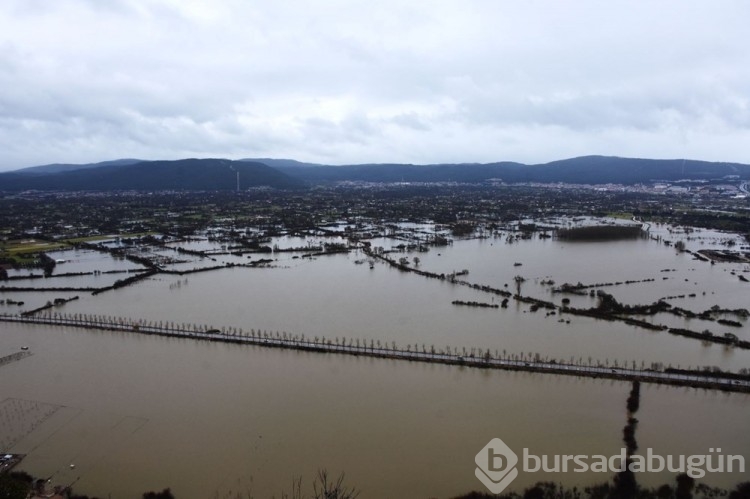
[2,155,748,191]
[0,158,303,191]
[273,155,750,185]
[14,158,146,175]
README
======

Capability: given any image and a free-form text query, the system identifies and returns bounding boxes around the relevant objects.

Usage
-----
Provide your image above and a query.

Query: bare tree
[312,470,359,499]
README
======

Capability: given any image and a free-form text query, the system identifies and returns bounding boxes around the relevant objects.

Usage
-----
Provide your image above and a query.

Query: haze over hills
[1,156,748,192]
[15,158,145,175]
[0,159,303,191]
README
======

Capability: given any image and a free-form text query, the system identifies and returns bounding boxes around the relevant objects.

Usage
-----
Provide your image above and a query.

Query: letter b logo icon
[475,438,519,494]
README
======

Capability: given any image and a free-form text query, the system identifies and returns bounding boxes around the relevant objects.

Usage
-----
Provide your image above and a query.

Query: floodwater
[1,224,749,498]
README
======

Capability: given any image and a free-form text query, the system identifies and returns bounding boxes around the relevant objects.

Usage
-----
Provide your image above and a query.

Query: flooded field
[2,323,749,498]
[1,220,749,498]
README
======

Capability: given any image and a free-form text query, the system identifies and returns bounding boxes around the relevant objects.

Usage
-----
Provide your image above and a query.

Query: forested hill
[3,155,748,191]
[272,156,750,185]
[0,159,304,191]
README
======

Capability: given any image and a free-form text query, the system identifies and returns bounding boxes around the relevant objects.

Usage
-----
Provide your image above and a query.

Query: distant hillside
[3,155,748,191]
[276,162,525,183]
[0,159,303,191]
[276,156,750,185]
[15,158,145,175]
[532,156,750,184]
[240,158,325,169]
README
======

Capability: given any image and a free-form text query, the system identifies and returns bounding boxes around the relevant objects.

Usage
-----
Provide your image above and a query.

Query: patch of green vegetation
[607,212,633,219]
[0,239,66,255]
[62,235,117,243]
[63,232,156,244]
[6,255,36,265]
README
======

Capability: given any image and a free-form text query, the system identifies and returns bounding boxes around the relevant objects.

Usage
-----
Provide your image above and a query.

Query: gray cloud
[1,0,749,170]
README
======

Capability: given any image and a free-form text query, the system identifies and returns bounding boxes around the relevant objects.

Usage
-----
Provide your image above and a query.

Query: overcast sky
[1,1,749,171]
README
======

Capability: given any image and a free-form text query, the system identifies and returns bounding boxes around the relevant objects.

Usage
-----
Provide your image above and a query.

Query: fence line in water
[2,312,748,393]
